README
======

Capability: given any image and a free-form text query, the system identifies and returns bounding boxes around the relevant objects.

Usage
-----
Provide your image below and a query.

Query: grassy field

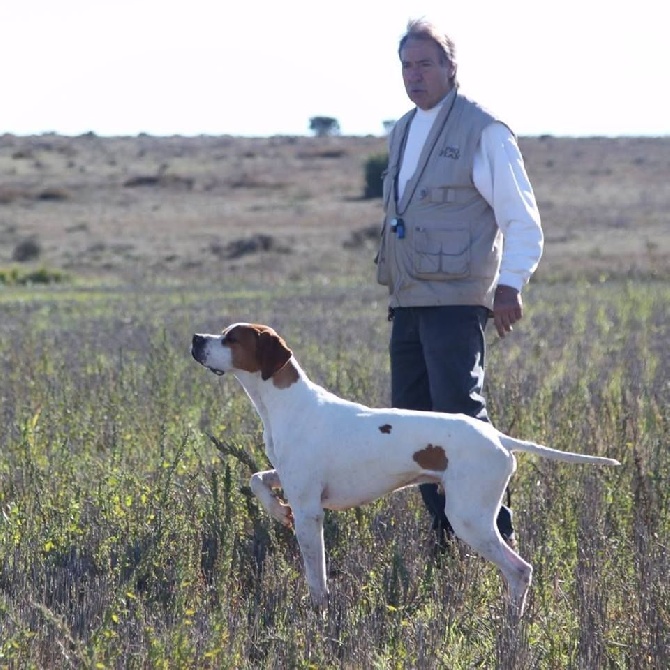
[0,133,668,668]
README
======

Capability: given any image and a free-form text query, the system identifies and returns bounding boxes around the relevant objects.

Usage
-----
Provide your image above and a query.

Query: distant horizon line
[2,129,669,140]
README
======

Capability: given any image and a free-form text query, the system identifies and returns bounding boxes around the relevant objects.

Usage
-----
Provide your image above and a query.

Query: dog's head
[191,322,293,381]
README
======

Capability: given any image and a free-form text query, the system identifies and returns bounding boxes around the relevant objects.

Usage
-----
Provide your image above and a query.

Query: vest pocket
[412,226,470,279]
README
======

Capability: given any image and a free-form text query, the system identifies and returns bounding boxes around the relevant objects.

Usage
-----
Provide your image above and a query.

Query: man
[375,18,544,550]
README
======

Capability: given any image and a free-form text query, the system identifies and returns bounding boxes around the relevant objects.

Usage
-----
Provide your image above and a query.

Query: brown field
[1,133,669,667]
[1,133,668,284]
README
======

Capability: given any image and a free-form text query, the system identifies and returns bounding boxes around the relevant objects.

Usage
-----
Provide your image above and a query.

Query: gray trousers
[389,305,513,540]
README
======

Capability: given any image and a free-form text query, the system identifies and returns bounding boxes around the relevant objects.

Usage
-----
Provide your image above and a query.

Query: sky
[3,0,668,138]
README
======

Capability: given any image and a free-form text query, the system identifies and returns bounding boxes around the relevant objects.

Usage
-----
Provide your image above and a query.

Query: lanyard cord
[393,91,458,217]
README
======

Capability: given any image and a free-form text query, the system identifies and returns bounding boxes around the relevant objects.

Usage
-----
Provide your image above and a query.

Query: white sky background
[3,0,668,137]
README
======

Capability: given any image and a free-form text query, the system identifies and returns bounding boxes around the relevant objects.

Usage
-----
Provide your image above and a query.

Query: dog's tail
[500,434,620,466]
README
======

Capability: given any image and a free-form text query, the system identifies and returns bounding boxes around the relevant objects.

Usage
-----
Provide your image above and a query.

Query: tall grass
[0,277,668,668]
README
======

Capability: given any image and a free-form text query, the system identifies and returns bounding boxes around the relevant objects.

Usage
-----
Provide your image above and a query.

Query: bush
[12,237,41,262]
[37,187,71,201]
[363,153,388,199]
[0,266,69,285]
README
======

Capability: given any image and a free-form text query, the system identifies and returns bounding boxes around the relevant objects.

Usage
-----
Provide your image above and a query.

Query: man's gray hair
[398,18,458,85]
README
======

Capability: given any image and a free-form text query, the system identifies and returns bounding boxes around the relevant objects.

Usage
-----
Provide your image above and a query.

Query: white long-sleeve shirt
[474,122,544,291]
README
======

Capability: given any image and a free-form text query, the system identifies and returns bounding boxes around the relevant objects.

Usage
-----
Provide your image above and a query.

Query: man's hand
[493,285,523,338]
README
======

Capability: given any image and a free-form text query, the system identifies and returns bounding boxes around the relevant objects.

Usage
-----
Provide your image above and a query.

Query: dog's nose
[191,334,206,360]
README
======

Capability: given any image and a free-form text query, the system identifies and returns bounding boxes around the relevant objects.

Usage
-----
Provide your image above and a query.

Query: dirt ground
[0,133,668,284]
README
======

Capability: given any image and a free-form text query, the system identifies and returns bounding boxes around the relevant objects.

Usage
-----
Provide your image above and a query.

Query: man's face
[400,37,453,110]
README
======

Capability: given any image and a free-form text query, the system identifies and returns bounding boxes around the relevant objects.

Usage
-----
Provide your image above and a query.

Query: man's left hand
[493,285,523,338]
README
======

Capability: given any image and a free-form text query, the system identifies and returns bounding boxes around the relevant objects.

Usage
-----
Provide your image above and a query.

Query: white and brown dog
[191,322,619,616]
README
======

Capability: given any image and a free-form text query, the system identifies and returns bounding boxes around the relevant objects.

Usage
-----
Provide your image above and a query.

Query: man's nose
[407,67,423,82]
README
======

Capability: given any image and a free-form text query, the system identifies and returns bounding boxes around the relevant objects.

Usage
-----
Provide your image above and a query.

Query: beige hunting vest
[376,90,506,310]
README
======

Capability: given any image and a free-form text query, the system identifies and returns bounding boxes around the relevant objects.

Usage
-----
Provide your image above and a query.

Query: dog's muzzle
[191,334,224,375]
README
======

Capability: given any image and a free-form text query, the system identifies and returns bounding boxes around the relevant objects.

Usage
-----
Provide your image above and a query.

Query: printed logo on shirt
[439,146,460,159]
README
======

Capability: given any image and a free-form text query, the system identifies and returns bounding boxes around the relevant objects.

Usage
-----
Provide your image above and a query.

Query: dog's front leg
[292,505,328,608]
[249,470,293,527]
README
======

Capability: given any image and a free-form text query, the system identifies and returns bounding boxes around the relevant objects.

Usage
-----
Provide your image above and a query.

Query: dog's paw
[309,590,329,612]
[276,500,294,528]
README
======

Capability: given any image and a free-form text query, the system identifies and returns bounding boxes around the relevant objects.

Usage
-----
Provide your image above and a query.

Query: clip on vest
[391,218,405,239]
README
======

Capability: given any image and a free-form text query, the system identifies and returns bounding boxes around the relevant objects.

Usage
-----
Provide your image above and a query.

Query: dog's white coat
[191,322,619,616]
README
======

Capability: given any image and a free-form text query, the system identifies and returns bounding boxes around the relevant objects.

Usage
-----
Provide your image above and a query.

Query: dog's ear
[257,330,292,381]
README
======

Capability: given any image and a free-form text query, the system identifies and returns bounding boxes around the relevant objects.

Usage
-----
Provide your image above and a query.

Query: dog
[191,322,619,616]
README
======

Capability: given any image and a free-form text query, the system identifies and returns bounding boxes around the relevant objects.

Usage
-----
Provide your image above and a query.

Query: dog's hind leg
[443,473,532,617]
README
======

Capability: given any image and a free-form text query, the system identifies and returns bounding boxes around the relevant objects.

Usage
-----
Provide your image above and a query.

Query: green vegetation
[363,152,388,199]
[0,276,668,668]
[0,265,69,286]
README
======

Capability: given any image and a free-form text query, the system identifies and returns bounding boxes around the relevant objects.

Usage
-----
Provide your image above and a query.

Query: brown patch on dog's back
[413,444,448,471]
[379,424,392,434]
